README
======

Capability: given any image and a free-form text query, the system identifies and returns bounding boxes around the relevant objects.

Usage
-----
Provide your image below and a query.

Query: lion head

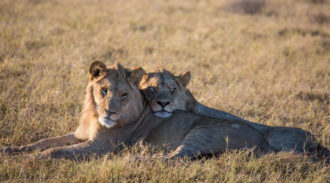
[138,68,194,118]
[87,61,146,128]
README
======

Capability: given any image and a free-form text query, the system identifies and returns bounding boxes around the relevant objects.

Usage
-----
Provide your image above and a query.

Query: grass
[0,0,329,182]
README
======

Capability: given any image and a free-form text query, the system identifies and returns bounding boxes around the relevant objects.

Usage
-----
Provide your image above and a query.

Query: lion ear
[176,71,191,87]
[89,61,107,80]
[128,66,146,86]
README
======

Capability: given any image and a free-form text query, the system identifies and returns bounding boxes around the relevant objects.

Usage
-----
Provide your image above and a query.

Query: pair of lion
[1,61,328,160]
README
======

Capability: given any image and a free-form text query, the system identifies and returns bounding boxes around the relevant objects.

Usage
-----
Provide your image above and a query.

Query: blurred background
[0,0,329,181]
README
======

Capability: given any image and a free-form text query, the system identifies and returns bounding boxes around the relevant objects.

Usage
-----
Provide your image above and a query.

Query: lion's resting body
[193,98,317,153]
[1,62,269,159]
[139,69,329,155]
[42,109,270,160]
[137,109,270,158]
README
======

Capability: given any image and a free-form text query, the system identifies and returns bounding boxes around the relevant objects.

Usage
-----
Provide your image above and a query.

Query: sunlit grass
[0,0,329,182]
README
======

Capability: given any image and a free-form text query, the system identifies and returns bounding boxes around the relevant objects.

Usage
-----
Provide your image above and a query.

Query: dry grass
[0,0,329,182]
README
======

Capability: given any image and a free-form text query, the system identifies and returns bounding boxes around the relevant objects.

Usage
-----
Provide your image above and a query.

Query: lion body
[1,62,269,159]
[3,62,327,160]
[139,69,328,155]
[138,109,270,158]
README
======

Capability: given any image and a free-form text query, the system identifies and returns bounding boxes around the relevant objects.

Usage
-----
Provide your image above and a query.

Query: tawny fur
[139,69,329,157]
[1,62,270,160]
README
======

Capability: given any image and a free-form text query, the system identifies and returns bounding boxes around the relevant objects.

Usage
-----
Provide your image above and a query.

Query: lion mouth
[153,110,173,118]
[98,115,117,128]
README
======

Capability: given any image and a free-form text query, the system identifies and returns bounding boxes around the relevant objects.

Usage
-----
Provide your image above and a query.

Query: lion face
[88,61,145,128]
[139,69,193,118]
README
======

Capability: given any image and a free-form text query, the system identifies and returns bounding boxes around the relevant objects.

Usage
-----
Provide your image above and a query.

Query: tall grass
[0,0,329,182]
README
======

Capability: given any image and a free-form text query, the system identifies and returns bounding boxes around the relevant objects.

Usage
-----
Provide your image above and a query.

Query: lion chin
[98,116,116,128]
[154,111,173,118]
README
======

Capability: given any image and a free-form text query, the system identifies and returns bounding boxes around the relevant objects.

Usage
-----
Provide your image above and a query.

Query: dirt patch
[310,13,330,25]
[225,0,266,15]
[278,28,330,38]
[296,91,329,104]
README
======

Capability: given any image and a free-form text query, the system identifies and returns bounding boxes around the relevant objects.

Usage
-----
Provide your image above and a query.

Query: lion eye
[170,88,176,94]
[148,87,156,93]
[121,92,128,100]
[101,88,108,97]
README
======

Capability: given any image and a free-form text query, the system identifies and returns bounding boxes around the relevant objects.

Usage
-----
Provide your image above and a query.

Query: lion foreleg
[40,141,110,160]
[1,133,83,154]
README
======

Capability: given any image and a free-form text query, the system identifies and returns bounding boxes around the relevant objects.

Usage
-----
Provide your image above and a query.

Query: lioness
[138,68,329,155]
[1,61,269,159]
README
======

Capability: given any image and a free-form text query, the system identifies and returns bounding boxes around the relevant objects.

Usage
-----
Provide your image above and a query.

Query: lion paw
[39,148,76,160]
[0,146,22,155]
[39,148,60,159]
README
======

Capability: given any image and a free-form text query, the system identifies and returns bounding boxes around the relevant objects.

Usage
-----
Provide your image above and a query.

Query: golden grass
[0,0,329,182]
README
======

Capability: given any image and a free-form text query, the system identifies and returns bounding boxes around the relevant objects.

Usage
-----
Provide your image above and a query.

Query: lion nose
[157,101,170,108]
[105,109,116,116]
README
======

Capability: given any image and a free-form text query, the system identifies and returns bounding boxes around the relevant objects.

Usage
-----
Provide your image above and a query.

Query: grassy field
[0,0,329,182]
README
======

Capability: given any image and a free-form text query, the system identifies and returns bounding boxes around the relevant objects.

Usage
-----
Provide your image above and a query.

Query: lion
[1,61,270,160]
[138,68,329,156]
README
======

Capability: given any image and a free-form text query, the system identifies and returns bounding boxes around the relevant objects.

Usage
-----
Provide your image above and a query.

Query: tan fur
[43,62,269,159]
[139,69,328,155]
[139,69,195,117]
[0,61,144,156]
[1,62,270,159]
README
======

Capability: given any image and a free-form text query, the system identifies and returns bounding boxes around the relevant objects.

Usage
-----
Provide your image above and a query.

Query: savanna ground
[0,0,329,182]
